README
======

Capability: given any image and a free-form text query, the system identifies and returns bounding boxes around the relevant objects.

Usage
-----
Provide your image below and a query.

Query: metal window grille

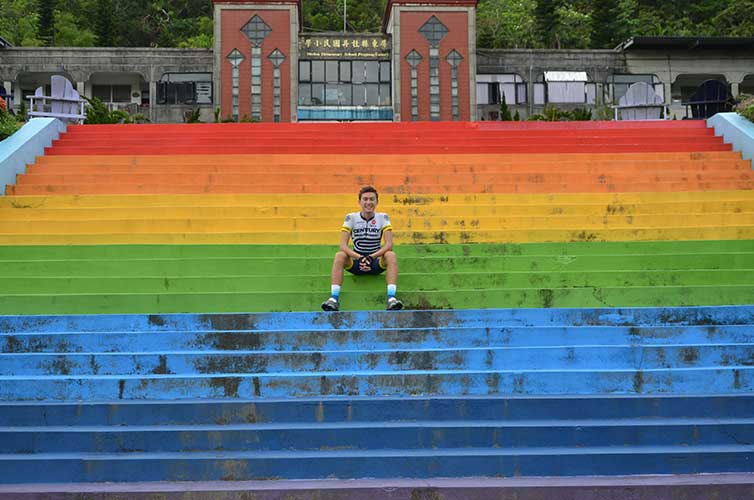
[268,49,286,123]
[419,17,448,121]
[406,50,422,121]
[227,49,244,121]
[446,50,463,121]
[241,15,271,121]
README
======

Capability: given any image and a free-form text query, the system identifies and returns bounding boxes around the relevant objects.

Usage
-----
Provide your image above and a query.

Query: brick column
[213,0,301,123]
[384,0,478,122]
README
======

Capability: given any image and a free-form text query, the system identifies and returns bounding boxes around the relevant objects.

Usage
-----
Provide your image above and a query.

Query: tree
[38,0,56,46]
[591,0,622,48]
[55,10,97,46]
[95,0,115,46]
[554,3,591,49]
[499,92,513,120]
[477,0,538,49]
[535,0,559,48]
[0,0,42,46]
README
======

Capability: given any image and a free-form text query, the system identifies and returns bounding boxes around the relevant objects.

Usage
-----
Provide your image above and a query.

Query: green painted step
[3,270,753,294]
[2,240,754,261]
[1,286,753,314]
[2,254,754,276]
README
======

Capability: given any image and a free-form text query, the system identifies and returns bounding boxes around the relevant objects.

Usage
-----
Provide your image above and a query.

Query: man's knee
[383,251,397,266]
[334,251,350,265]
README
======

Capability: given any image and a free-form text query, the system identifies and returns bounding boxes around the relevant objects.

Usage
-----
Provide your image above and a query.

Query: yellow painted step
[3,202,754,221]
[3,191,754,210]
[1,227,753,245]
[2,214,754,234]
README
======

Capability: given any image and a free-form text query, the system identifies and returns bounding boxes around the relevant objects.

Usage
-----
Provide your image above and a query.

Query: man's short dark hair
[359,186,378,201]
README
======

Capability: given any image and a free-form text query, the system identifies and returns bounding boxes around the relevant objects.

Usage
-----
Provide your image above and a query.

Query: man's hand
[358,255,373,272]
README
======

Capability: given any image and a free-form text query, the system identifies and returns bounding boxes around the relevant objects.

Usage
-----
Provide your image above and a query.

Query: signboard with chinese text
[299,33,391,59]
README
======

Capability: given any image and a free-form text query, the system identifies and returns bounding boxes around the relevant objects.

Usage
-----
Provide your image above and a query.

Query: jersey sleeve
[342,213,353,232]
[382,213,393,231]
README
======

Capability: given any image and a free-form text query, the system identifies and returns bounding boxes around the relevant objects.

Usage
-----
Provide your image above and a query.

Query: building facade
[1,1,754,123]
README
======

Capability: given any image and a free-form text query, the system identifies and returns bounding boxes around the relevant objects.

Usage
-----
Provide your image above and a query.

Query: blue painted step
[2,446,753,482]
[3,344,752,375]
[0,306,753,482]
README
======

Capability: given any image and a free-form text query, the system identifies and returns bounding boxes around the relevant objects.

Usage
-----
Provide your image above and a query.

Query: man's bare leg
[322,252,350,311]
[382,251,403,310]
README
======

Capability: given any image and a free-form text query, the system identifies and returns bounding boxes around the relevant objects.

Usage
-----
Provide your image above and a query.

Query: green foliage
[513,110,521,121]
[185,108,202,123]
[95,0,115,46]
[528,106,592,121]
[591,0,622,48]
[83,97,149,124]
[214,107,221,123]
[534,0,559,48]
[1,0,753,49]
[595,103,614,121]
[735,94,754,123]
[38,0,56,46]
[0,0,41,46]
[55,10,97,46]
[478,0,538,49]
[569,107,593,121]
[499,93,513,121]
[0,107,21,141]
[303,0,386,33]
[18,101,28,122]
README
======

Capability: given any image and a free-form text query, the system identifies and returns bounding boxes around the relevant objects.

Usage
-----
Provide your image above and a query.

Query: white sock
[331,284,341,299]
[387,284,397,298]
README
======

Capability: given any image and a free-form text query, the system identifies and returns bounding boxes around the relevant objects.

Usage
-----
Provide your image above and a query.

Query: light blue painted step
[2,344,753,375]
[5,325,754,353]
[3,305,754,334]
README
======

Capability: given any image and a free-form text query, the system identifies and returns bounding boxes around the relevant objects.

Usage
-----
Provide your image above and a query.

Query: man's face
[359,192,378,215]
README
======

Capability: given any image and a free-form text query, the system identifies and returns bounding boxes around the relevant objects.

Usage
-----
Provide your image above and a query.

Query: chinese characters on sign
[299,34,391,59]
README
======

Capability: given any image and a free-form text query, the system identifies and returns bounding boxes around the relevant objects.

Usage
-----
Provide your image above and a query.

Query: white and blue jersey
[341,211,392,256]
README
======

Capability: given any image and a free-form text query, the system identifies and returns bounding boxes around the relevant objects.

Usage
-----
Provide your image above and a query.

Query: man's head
[358,186,378,217]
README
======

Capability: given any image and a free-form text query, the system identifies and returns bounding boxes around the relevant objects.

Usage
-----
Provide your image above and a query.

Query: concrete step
[3,419,753,454]
[2,285,754,314]
[6,325,754,354]
[3,344,751,375]
[1,445,752,482]
[2,254,753,276]
[2,366,752,400]
[3,395,751,426]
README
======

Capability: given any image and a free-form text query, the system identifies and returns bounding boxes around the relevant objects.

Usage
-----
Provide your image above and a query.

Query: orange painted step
[16,171,754,187]
[24,160,752,176]
[8,181,754,196]
[32,152,742,166]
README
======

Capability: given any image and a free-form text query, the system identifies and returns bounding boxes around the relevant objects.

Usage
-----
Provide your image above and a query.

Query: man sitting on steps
[322,185,403,312]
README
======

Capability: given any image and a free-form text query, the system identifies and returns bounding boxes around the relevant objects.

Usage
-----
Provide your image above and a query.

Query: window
[477,74,527,105]
[299,61,311,82]
[326,61,339,83]
[609,74,664,104]
[340,61,351,82]
[156,73,213,105]
[365,61,379,83]
[298,60,391,107]
[92,84,131,103]
[380,62,391,82]
[312,61,325,82]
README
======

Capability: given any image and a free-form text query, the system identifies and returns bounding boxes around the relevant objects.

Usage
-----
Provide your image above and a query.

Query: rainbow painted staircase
[1,121,754,495]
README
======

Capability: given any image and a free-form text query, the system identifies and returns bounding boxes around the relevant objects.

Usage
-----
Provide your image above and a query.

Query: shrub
[736,94,754,123]
[499,93,512,121]
[569,107,593,121]
[185,108,202,123]
[84,97,149,124]
[0,106,21,141]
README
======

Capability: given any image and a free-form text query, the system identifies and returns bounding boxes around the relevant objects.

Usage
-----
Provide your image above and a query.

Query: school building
[1,0,754,123]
